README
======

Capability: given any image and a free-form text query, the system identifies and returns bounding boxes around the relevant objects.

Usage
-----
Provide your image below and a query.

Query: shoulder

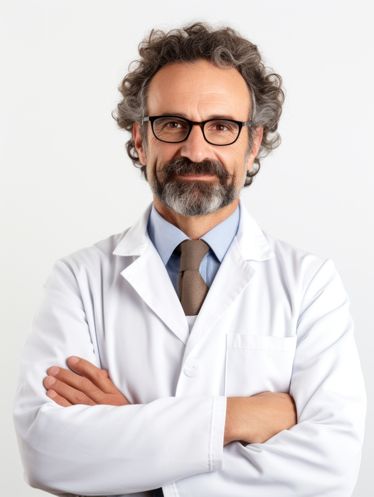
[268,232,327,269]
[238,206,334,284]
[263,231,345,301]
[48,228,132,286]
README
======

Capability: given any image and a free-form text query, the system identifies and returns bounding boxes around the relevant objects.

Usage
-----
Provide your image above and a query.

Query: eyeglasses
[142,115,254,146]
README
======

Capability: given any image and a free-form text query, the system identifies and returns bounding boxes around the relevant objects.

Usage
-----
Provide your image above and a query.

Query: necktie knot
[179,239,209,272]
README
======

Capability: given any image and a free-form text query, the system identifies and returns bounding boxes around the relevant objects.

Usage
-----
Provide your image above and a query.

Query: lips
[177,173,217,179]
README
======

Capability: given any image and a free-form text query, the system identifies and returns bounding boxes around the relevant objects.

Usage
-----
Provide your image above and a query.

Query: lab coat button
[183,361,199,377]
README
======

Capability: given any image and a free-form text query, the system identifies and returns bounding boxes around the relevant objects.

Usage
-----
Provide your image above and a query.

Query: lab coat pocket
[225,334,297,396]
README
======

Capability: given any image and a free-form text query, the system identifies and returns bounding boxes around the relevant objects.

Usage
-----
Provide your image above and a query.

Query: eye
[215,122,229,131]
[165,120,184,129]
[156,118,188,131]
[207,120,238,134]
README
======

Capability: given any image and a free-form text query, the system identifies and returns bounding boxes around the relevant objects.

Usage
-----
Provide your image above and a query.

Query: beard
[149,157,240,216]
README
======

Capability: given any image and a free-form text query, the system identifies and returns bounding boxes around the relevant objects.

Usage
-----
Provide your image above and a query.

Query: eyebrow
[155,112,240,121]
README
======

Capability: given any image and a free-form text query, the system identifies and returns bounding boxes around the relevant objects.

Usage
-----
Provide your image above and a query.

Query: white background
[1,0,373,495]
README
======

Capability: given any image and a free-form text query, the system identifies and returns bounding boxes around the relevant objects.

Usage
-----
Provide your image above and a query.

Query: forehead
[147,59,251,119]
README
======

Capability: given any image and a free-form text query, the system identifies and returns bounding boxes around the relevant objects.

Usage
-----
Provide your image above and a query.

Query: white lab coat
[14,202,366,497]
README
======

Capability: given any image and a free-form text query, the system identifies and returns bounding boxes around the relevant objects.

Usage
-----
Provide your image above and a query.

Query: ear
[246,126,263,172]
[132,122,147,165]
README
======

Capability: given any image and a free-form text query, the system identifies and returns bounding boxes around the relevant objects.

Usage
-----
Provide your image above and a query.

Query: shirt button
[183,361,199,377]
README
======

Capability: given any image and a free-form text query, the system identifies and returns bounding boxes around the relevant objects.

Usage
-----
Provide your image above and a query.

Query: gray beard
[158,179,237,216]
[149,158,240,216]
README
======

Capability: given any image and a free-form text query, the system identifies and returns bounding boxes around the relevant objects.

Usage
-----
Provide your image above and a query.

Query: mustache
[159,158,230,183]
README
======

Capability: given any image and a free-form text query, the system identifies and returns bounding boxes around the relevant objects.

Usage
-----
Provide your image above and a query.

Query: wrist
[224,397,242,445]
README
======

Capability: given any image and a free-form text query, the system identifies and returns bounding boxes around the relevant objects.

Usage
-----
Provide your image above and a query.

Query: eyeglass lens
[152,117,240,145]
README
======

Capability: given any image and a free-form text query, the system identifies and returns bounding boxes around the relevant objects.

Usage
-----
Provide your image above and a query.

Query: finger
[43,375,96,406]
[66,356,118,394]
[46,389,72,407]
[47,366,103,401]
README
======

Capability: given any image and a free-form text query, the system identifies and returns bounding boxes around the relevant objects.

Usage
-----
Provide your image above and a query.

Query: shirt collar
[147,206,187,265]
[147,203,240,265]
[201,206,240,262]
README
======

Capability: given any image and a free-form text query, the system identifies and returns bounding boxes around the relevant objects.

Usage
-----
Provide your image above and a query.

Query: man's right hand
[224,392,297,446]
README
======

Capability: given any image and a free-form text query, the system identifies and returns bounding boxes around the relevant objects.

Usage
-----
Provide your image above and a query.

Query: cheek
[144,149,169,180]
[148,141,177,164]
[218,149,248,175]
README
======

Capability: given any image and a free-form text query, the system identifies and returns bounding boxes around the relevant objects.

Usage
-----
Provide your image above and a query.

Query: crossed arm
[14,257,366,496]
[43,355,297,446]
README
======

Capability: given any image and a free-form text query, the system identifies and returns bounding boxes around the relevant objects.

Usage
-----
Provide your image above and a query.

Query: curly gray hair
[113,22,285,187]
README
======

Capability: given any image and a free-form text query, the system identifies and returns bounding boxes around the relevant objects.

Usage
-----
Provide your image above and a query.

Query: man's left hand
[43,356,130,407]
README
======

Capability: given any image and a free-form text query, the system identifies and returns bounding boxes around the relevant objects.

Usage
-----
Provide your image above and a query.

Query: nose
[179,124,213,163]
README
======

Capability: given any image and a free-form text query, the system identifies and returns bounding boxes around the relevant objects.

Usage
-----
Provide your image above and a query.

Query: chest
[84,266,298,405]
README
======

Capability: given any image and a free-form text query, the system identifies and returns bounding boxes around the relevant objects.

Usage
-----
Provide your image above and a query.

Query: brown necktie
[178,239,209,315]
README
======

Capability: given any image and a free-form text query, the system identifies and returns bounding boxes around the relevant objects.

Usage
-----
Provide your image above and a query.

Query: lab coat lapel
[183,203,274,356]
[113,205,189,344]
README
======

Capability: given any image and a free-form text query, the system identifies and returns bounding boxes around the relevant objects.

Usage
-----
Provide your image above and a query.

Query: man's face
[133,59,262,216]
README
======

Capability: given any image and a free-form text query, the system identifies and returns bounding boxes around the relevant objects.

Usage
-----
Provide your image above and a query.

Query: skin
[43,60,297,445]
[44,357,296,445]
[132,59,263,239]
[44,357,129,407]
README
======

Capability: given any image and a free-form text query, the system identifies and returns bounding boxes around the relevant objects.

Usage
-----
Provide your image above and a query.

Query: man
[14,23,366,497]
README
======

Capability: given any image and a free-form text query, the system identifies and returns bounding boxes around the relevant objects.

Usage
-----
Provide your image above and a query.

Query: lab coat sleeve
[171,258,367,497]
[13,259,227,496]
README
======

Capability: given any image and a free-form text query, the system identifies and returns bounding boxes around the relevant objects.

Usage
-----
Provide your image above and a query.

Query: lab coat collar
[112,205,153,257]
[112,200,273,262]
[113,204,189,343]
[236,202,274,261]
[180,202,273,356]
[112,200,273,345]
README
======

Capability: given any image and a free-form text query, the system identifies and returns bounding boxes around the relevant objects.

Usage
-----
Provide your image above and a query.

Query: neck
[153,197,240,239]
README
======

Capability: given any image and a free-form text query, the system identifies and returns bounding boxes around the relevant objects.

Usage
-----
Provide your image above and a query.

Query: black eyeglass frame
[142,115,255,146]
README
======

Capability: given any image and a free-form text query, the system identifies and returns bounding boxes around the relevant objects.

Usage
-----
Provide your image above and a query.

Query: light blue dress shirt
[147,204,240,295]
